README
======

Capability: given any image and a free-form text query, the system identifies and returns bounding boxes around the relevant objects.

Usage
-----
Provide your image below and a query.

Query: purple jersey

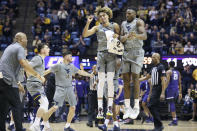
[140,80,150,96]
[118,78,123,86]
[167,70,179,89]
[76,80,85,98]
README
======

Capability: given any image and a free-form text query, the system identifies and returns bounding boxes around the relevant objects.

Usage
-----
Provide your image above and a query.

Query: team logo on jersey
[126,25,131,31]
[64,68,70,78]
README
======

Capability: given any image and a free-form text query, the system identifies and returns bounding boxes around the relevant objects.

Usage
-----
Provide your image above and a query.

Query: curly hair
[95,6,113,19]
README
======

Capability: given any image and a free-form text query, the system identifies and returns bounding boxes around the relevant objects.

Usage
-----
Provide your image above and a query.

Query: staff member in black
[140,53,166,131]
[87,65,98,127]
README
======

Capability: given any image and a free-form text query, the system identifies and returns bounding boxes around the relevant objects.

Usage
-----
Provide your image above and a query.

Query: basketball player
[98,59,122,131]
[27,43,57,131]
[120,7,147,119]
[83,6,120,119]
[140,53,166,131]
[44,50,93,131]
[166,61,182,126]
[0,32,45,131]
[140,79,153,123]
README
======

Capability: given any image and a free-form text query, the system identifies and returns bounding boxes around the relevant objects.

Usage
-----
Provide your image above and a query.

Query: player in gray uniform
[83,6,120,119]
[98,58,122,131]
[27,44,57,131]
[120,7,147,119]
[44,50,93,131]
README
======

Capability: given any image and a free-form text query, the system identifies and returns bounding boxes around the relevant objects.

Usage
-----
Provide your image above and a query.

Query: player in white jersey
[120,7,147,119]
[83,6,120,119]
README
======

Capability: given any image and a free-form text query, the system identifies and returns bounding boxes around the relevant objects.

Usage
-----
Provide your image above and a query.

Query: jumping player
[83,6,120,119]
[120,7,147,119]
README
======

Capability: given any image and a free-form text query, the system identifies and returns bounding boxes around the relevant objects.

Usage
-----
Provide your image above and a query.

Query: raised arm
[82,15,98,37]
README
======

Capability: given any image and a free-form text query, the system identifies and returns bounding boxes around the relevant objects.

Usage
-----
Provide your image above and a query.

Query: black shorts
[193,98,197,103]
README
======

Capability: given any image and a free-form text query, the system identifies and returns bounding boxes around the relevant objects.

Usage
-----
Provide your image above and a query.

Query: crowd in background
[31,0,126,56]
[0,0,18,50]
[141,0,197,55]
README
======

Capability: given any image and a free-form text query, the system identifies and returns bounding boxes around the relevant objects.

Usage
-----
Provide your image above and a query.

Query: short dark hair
[127,6,137,12]
[62,50,72,57]
[37,43,48,53]
[169,61,175,68]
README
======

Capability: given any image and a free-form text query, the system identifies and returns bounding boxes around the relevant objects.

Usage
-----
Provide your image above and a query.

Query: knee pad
[39,95,49,112]
[107,72,115,97]
[97,72,105,98]
[169,102,176,112]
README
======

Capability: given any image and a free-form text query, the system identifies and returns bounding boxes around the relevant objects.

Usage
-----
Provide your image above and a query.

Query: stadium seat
[71,32,78,40]
[83,38,91,46]
[0,43,8,50]
[118,2,123,9]
[73,38,80,44]
[54,51,61,56]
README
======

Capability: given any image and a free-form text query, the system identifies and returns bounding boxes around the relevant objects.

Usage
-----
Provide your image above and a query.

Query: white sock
[104,119,110,126]
[173,117,177,120]
[98,99,103,109]
[125,99,130,108]
[65,123,70,128]
[113,121,119,127]
[10,121,14,125]
[134,99,139,109]
[43,121,50,128]
[108,98,113,108]
[34,117,41,126]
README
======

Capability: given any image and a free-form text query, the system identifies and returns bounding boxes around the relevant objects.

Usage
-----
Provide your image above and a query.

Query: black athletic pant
[148,86,163,129]
[0,79,23,131]
[88,90,98,124]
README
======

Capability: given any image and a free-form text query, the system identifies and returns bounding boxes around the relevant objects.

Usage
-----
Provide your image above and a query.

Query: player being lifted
[83,6,120,119]
[120,7,147,119]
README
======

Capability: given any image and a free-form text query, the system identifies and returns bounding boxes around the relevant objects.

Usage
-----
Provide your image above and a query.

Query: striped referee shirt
[150,63,166,87]
[89,74,98,91]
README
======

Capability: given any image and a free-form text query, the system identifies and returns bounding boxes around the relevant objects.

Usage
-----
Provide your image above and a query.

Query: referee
[87,65,98,127]
[140,53,166,131]
[0,32,45,131]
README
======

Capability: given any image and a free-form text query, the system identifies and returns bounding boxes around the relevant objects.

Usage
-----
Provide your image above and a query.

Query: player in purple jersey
[166,61,182,126]
[140,79,153,123]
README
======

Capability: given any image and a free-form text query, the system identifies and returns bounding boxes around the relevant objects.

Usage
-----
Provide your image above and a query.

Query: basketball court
[7,120,197,131]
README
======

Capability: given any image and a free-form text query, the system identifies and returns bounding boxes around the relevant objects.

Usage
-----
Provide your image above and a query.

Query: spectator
[32,35,42,49]
[69,18,78,32]
[184,41,194,54]
[51,10,59,25]
[58,5,68,30]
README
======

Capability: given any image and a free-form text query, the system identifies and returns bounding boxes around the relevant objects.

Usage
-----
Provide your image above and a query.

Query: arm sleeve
[71,64,79,75]
[17,47,25,61]
[50,64,59,73]
[29,56,42,68]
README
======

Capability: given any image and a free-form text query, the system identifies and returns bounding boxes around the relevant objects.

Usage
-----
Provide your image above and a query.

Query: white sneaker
[43,127,53,131]
[29,124,41,131]
[123,107,133,119]
[129,107,140,119]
